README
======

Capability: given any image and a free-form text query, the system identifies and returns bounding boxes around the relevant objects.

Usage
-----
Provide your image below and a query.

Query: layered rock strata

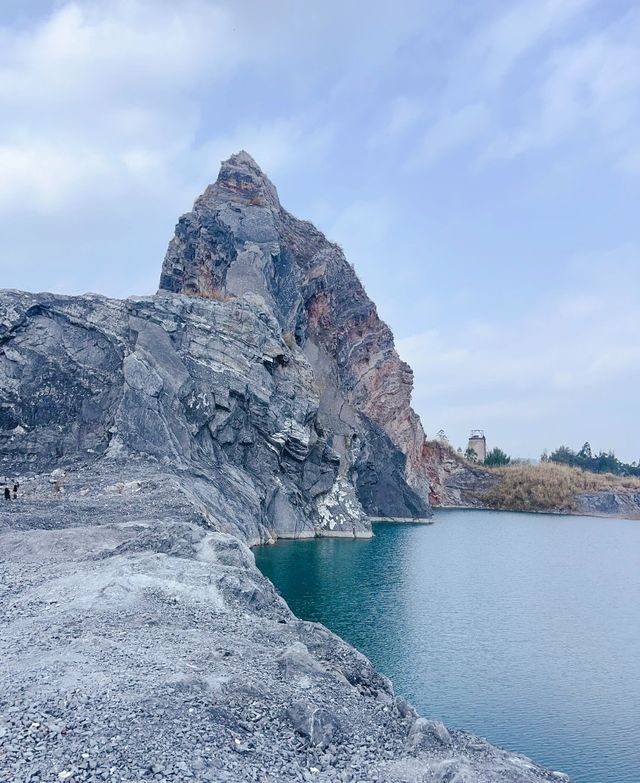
[0,289,368,542]
[160,152,431,519]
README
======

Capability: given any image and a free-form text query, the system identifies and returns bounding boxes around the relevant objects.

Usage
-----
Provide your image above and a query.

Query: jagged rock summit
[0,151,439,545]
[161,151,432,519]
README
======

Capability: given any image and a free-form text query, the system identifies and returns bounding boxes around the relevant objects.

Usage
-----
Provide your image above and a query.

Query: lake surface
[255,509,640,783]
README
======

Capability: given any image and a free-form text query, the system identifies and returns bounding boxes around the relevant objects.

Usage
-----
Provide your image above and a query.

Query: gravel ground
[0,465,571,782]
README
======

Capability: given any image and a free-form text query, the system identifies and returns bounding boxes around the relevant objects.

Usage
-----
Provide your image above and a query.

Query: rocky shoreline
[436,503,640,521]
[425,442,640,520]
[368,516,434,524]
[1,466,571,783]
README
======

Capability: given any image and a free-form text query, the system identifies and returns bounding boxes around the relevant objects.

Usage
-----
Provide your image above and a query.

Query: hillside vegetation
[546,442,640,477]
[481,462,640,513]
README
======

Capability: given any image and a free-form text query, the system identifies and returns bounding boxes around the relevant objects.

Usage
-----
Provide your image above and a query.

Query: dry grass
[425,439,461,461]
[481,462,640,512]
[183,288,232,302]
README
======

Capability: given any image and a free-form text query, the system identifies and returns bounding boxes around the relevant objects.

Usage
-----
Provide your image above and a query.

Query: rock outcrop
[424,441,501,507]
[576,490,640,518]
[0,289,368,542]
[160,151,430,519]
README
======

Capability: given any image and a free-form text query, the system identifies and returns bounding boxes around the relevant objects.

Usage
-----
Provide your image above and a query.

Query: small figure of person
[12,481,18,499]
[4,486,10,500]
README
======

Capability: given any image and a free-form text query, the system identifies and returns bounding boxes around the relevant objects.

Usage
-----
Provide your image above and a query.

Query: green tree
[485,447,511,466]
[547,442,640,477]
[593,450,621,474]
[550,445,575,465]
[464,447,478,463]
[578,442,592,459]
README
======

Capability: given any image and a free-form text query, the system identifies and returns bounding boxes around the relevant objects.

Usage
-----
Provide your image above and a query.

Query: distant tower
[467,430,486,463]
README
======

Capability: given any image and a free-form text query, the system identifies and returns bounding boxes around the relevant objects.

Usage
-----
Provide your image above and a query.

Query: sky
[1,0,639,462]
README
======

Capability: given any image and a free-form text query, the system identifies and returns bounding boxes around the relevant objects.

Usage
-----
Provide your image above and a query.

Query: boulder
[286,701,340,748]
[408,717,453,749]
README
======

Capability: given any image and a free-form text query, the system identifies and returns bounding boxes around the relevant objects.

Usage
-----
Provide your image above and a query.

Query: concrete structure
[467,430,486,463]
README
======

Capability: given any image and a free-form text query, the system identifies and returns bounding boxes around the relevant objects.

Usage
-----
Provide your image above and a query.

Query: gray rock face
[0,289,368,541]
[160,151,431,519]
[576,490,640,518]
[286,701,340,748]
[408,717,453,749]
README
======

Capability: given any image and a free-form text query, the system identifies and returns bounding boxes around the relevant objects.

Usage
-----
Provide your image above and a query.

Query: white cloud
[369,96,424,147]
[0,1,242,103]
[0,1,244,213]
[398,245,640,460]
[0,0,351,216]
[466,0,595,86]
[481,9,640,166]
[0,143,106,210]
[411,103,489,167]
[392,0,639,175]
[1,0,430,214]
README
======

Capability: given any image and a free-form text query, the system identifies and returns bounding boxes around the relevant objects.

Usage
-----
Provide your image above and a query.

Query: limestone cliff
[160,152,431,519]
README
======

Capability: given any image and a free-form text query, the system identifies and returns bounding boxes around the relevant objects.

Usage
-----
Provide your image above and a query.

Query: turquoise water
[255,509,640,783]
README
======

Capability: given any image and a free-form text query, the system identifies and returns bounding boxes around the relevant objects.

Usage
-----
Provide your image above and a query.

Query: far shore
[433,504,640,521]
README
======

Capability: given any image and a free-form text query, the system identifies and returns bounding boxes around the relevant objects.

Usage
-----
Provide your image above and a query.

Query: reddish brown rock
[160,152,432,518]
[423,440,499,507]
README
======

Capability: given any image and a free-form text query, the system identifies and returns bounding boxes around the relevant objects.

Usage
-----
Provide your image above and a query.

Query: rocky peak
[198,150,281,212]
[159,152,433,519]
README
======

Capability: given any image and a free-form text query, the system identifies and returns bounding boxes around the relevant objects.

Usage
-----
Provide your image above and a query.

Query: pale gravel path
[0,466,571,783]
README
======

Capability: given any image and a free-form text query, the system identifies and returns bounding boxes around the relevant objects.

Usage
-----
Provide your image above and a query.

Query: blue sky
[1,0,638,461]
